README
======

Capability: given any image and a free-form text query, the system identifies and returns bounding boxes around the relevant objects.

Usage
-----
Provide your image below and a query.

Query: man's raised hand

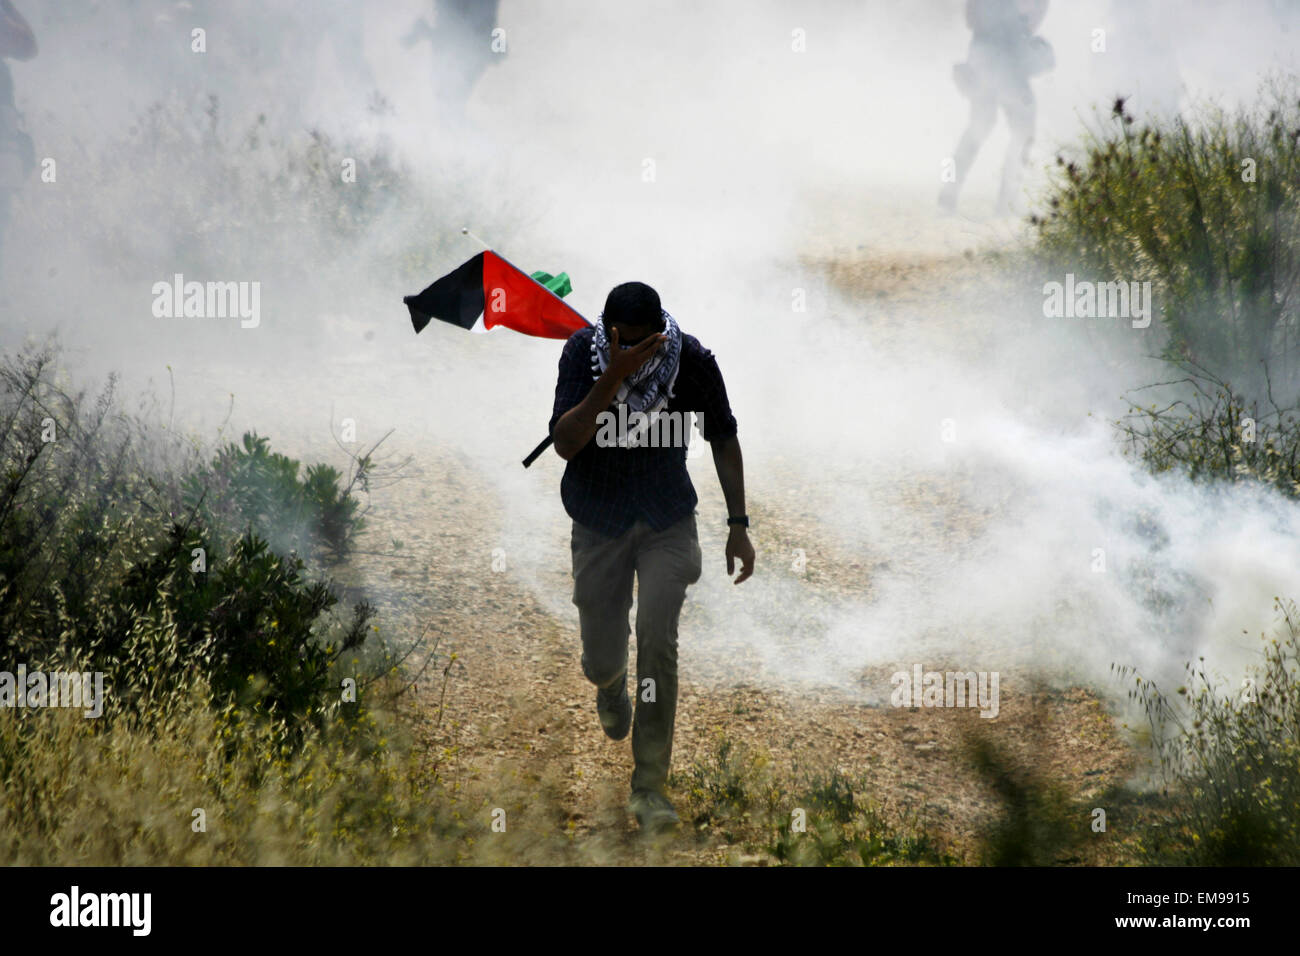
[605,327,667,384]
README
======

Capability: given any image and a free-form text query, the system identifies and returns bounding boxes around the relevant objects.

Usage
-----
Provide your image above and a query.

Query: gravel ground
[313,240,1145,864]
[133,236,1146,864]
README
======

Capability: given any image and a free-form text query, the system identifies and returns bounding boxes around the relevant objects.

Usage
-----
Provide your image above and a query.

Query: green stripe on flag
[529,270,573,298]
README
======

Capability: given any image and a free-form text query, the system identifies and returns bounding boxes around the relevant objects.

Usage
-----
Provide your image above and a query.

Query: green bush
[1118,598,1300,865]
[107,522,373,737]
[186,431,366,564]
[0,343,372,733]
[1116,363,1300,499]
[0,345,177,665]
[1112,364,1300,504]
[1032,84,1300,399]
[0,342,465,865]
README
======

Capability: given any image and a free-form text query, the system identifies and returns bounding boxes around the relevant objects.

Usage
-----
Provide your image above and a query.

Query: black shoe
[628,789,680,834]
[596,672,631,741]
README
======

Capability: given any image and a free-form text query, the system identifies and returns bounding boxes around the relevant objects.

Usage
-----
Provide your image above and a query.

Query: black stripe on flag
[404,252,486,334]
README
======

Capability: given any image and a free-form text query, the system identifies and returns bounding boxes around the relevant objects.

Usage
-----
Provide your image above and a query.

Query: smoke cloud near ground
[4,1,1300,712]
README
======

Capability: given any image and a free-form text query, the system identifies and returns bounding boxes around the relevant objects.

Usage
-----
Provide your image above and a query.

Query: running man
[550,281,754,834]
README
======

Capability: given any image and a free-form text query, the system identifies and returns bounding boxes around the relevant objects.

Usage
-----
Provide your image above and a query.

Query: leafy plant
[1032,83,1300,401]
[0,343,374,736]
[1116,361,1300,499]
[1117,598,1300,865]
[185,431,365,564]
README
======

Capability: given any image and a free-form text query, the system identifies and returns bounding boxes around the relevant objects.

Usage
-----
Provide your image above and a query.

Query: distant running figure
[403,0,502,123]
[939,0,1053,216]
[0,0,34,276]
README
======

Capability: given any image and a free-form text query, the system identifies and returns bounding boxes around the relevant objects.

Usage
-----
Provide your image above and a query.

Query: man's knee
[582,654,626,689]
[577,608,630,687]
[635,631,679,681]
[581,636,627,688]
[634,583,688,662]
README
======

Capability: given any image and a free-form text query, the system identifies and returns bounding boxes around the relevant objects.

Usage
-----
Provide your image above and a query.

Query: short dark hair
[602,281,662,329]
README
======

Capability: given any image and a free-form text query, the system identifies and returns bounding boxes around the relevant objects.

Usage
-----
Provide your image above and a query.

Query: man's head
[602,281,663,347]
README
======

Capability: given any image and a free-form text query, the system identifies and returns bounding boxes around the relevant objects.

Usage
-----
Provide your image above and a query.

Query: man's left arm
[690,340,754,585]
[710,434,754,584]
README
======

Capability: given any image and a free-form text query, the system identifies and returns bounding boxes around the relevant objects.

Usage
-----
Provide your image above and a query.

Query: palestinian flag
[405,250,589,339]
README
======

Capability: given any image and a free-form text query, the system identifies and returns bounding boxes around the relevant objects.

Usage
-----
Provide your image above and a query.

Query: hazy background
[3,0,1300,707]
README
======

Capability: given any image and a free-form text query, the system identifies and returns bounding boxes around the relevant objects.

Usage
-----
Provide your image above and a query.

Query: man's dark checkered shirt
[549,325,738,538]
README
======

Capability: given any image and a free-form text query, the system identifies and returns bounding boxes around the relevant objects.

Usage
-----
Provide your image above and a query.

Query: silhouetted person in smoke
[403,0,501,123]
[0,0,34,276]
[939,0,1053,217]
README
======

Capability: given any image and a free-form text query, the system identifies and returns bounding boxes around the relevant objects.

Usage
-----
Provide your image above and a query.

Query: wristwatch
[727,515,749,528]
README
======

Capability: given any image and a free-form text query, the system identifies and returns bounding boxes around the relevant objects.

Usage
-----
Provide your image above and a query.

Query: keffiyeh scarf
[590,308,682,414]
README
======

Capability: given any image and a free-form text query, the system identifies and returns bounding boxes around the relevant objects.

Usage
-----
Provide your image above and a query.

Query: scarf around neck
[590,308,682,414]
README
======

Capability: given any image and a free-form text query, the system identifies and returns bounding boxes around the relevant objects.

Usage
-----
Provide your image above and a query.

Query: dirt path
[327,246,1144,865]
[346,445,1137,865]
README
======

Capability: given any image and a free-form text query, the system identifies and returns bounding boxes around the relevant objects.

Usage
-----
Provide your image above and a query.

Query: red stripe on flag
[481,251,590,339]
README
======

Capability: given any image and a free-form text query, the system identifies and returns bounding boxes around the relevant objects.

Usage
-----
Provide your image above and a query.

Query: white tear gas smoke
[4,0,1300,713]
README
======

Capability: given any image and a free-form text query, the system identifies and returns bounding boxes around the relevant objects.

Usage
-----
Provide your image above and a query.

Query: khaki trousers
[570,513,702,794]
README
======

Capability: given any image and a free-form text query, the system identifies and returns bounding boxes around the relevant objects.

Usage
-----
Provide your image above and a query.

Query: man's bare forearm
[710,434,746,517]
[552,369,622,460]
